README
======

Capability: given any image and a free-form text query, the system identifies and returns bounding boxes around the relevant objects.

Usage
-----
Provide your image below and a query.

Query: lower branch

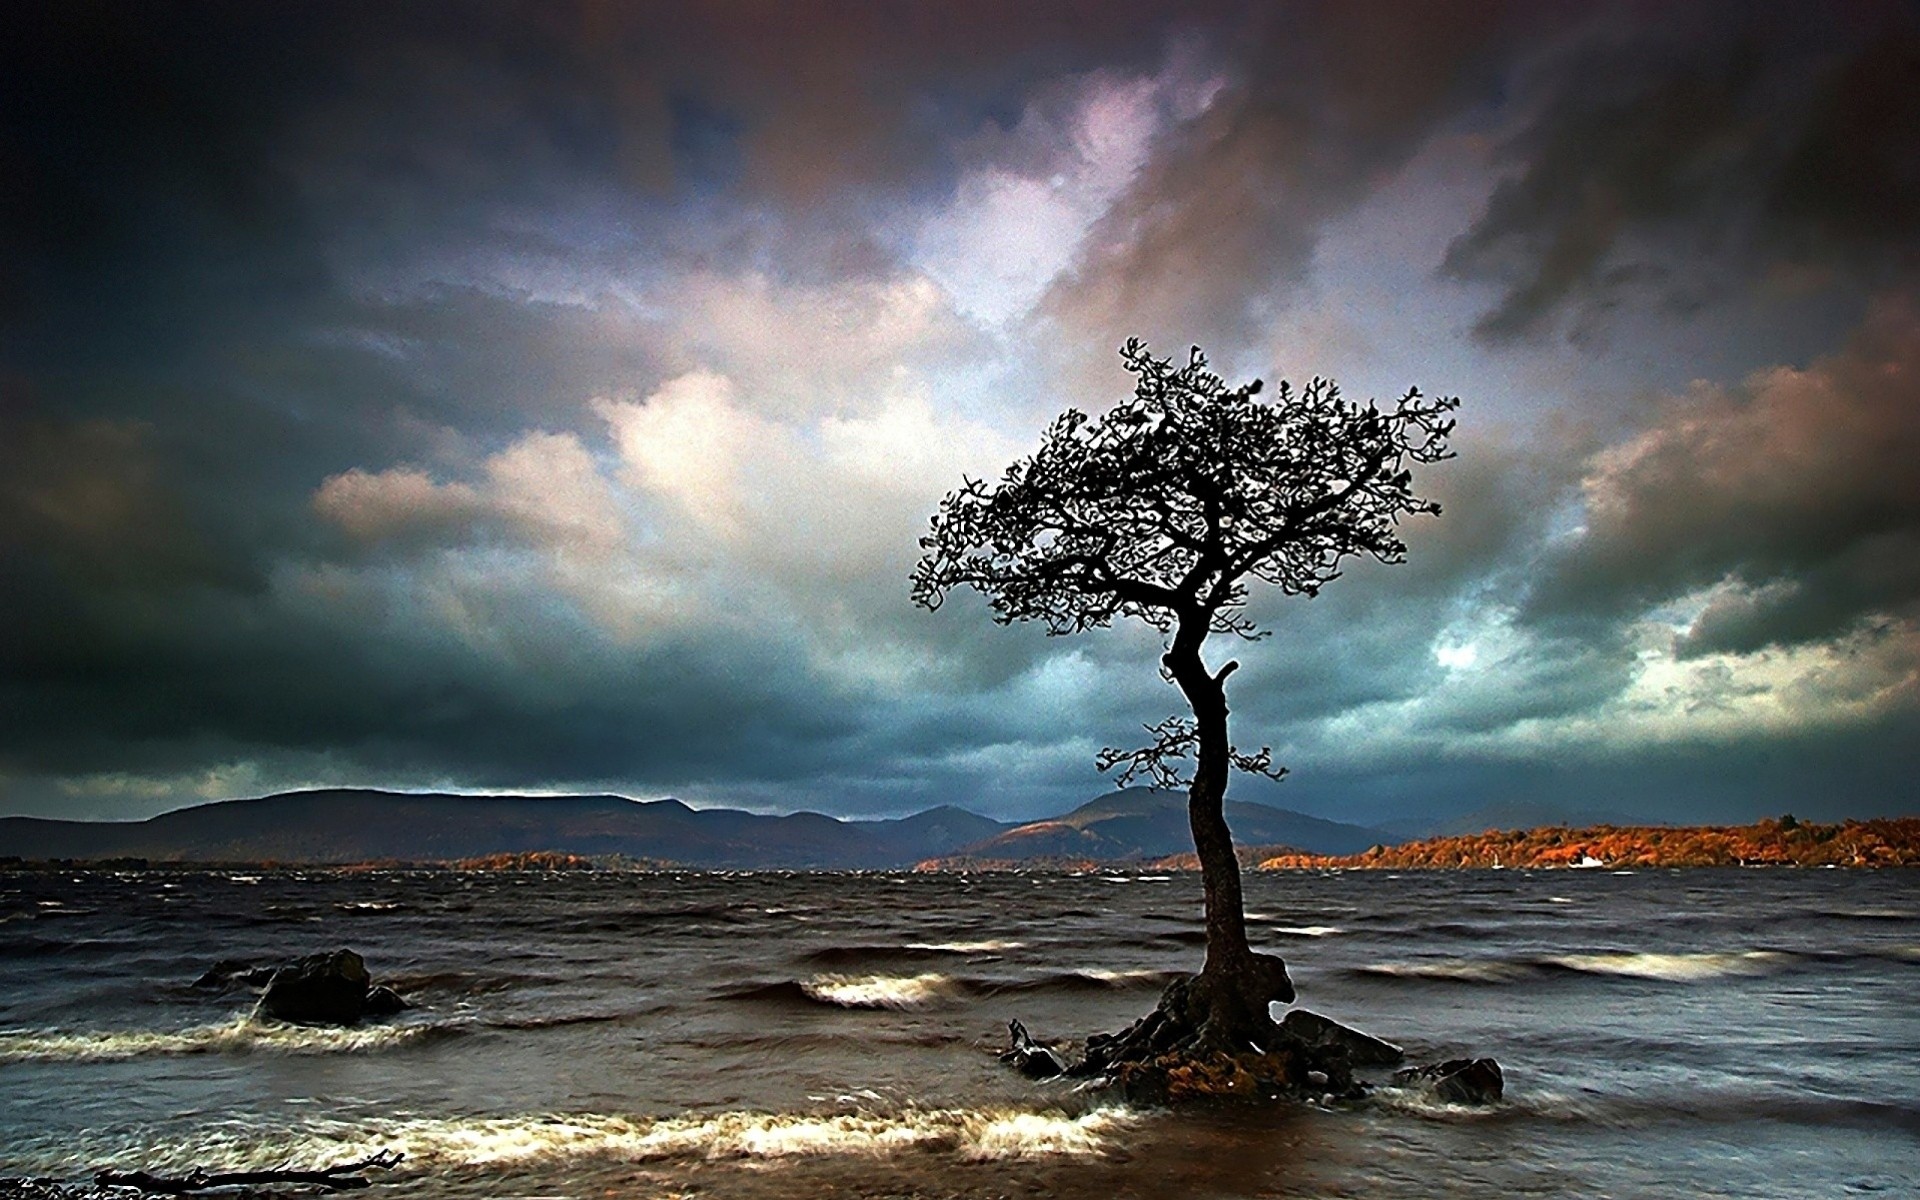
[96,1151,403,1195]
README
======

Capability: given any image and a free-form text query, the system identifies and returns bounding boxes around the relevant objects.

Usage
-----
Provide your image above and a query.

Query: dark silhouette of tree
[912,339,1454,1062]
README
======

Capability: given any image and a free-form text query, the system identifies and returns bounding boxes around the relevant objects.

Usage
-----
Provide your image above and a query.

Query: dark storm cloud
[1442,4,1920,342]
[5,0,1918,826]
[1528,297,1920,658]
[1043,0,1527,350]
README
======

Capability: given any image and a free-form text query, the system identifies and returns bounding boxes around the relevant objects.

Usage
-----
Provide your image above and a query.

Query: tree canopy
[911,338,1456,1071]
[911,339,1456,644]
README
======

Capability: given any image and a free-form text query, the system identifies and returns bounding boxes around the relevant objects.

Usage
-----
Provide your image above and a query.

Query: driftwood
[94,1151,401,1195]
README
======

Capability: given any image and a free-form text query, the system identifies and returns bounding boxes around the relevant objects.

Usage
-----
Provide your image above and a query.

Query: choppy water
[3,867,1916,1197]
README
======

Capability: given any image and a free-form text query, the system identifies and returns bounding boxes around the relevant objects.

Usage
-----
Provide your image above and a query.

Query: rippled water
[3,868,1916,1197]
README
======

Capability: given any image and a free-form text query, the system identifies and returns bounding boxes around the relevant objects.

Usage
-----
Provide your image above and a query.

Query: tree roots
[1062,962,1365,1106]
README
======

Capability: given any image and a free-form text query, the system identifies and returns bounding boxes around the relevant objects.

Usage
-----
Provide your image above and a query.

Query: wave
[0,1015,446,1063]
[724,963,1174,1010]
[480,1009,658,1032]
[998,968,1178,993]
[904,939,1026,954]
[1353,949,1805,985]
[802,972,964,1009]
[1543,951,1794,981]
[1354,959,1539,984]
[798,941,1019,966]
[1372,1083,1920,1136]
[1817,907,1916,921]
[21,1106,1141,1177]
[1155,929,1208,946]
[721,972,970,1010]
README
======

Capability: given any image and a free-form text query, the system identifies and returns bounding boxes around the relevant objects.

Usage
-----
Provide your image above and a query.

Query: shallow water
[3,868,1916,1197]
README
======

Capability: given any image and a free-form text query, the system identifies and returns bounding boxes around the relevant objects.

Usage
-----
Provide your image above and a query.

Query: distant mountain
[921,789,1398,867]
[0,790,1011,869]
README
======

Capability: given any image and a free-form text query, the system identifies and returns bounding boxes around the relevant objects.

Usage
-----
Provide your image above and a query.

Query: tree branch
[96,1151,404,1195]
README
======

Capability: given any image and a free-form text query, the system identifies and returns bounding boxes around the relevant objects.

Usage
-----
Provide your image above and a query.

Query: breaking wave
[721,972,970,1010]
[1543,951,1794,981]
[0,1015,443,1063]
[23,1107,1141,1176]
[1355,949,1804,984]
[800,972,964,1009]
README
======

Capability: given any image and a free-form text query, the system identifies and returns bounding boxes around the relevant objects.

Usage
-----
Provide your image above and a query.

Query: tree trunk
[1071,620,1301,1087]
[1161,617,1295,1052]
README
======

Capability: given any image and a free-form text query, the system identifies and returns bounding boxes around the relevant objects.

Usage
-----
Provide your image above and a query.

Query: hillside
[0,790,1010,870]
[1257,816,1920,869]
[917,788,1394,868]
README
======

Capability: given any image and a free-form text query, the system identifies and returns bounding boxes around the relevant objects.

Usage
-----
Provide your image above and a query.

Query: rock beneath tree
[1392,1057,1504,1105]
[256,949,373,1025]
[1279,1008,1404,1067]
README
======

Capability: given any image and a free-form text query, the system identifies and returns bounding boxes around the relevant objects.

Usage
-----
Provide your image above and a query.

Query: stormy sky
[4,1,1918,827]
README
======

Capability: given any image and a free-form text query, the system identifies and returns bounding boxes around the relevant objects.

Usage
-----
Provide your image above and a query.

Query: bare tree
[912,339,1454,1062]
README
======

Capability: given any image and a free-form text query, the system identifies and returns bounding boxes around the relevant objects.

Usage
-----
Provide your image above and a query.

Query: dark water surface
[3,868,1917,1197]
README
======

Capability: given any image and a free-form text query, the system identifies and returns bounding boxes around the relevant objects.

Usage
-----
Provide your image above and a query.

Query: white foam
[1070,968,1164,986]
[49,1108,1139,1176]
[1272,925,1343,938]
[1361,960,1533,983]
[1371,1086,1508,1121]
[0,1015,431,1063]
[801,972,959,1009]
[905,940,1025,954]
[1546,951,1791,981]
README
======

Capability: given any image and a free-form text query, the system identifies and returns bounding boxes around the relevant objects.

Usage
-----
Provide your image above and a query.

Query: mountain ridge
[0,787,1396,868]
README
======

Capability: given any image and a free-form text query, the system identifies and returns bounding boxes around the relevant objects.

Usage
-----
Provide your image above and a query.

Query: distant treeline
[1258,817,1920,870]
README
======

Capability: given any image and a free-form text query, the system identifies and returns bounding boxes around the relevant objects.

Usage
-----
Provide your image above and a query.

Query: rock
[1392,1057,1504,1105]
[362,985,409,1016]
[998,1019,1067,1079]
[257,949,372,1025]
[1279,1009,1405,1067]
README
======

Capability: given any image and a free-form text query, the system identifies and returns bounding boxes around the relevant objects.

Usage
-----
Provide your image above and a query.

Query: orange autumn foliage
[1259,817,1920,870]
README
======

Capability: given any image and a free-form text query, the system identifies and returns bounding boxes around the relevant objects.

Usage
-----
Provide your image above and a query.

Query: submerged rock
[256,949,373,1025]
[1279,1008,1405,1067]
[363,984,409,1016]
[190,959,275,990]
[1392,1057,1504,1105]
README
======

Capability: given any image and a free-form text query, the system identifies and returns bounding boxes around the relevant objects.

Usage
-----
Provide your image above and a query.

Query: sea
[2,867,1916,1198]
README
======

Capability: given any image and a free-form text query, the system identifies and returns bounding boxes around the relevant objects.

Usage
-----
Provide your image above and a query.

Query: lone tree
[912,339,1455,1068]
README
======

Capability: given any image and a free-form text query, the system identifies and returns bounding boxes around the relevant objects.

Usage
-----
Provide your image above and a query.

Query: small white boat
[1570,854,1606,869]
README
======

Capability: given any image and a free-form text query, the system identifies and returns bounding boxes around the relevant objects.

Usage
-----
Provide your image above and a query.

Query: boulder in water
[363,984,409,1016]
[998,1019,1067,1079]
[1392,1057,1504,1105]
[1280,1008,1404,1067]
[191,959,276,990]
[257,949,373,1025]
